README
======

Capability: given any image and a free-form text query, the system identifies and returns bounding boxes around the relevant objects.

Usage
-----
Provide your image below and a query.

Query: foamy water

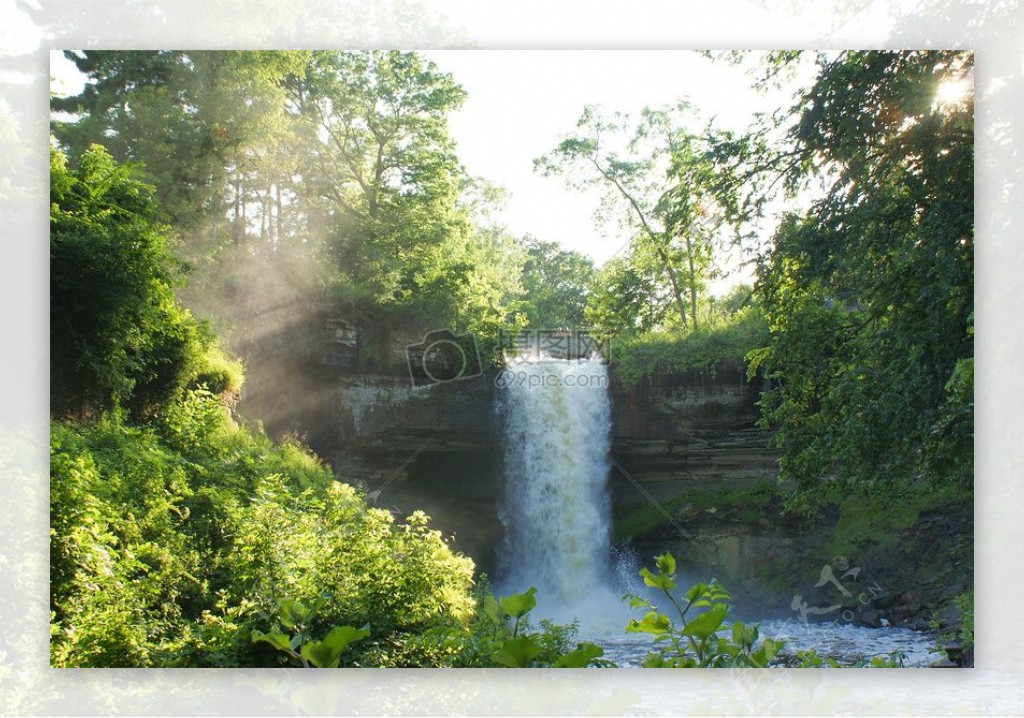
[496,356,613,605]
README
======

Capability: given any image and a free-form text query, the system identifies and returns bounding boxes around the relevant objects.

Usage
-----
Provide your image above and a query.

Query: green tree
[52,50,308,248]
[519,237,595,330]
[537,105,740,332]
[50,144,220,418]
[744,51,974,489]
[291,51,469,311]
[585,248,669,337]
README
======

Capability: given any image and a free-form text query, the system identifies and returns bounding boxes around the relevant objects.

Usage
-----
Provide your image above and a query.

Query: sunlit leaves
[625,552,781,668]
[626,611,672,637]
[49,390,476,667]
[498,587,537,619]
[680,603,727,640]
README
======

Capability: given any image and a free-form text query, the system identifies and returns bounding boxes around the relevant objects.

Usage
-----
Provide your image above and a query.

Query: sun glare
[934,78,972,108]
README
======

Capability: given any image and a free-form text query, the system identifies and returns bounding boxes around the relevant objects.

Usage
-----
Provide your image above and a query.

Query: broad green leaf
[491,636,543,667]
[731,620,744,646]
[301,640,340,668]
[251,630,291,652]
[749,638,781,667]
[626,611,671,636]
[498,587,537,619]
[552,642,604,668]
[681,603,728,640]
[640,567,675,591]
[321,624,370,654]
[654,553,676,576]
[684,583,709,604]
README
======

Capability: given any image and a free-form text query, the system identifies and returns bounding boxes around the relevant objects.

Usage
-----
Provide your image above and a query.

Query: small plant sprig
[251,596,369,668]
[624,553,783,667]
[482,587,609,668]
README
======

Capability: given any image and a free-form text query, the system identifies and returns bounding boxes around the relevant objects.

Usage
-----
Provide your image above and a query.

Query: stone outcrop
[607,364,780,509]
[237,323,781,574]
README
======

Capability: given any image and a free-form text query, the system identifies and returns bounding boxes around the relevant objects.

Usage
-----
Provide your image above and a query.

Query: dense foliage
[612,299,768,385]
[52,51,526,353]
[50,145,241,419]
[49,390,479,667]
[519,237,596,330]
[740,51,974,490]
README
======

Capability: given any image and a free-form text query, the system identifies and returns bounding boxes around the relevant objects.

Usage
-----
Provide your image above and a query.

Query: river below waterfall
[589,620,938,667]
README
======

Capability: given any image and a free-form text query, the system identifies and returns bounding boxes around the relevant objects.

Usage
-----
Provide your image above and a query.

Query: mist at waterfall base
[492,353,937,667]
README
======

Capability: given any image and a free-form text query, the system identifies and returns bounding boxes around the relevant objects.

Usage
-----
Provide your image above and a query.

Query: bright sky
[423,50,794,292]
[51,50,792,292]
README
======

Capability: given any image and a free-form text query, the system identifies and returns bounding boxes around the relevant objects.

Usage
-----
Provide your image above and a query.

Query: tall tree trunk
[588,156,688,328]
[233,176,242,244]
[259,186,267,242]
[275,181,283,246]
[683,233,699,332]
[651,239,689,330]
[240,179,247,240]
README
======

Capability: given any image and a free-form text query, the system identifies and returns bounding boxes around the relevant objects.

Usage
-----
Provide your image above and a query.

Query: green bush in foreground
[258,587,609,668]
[50,390,476,667]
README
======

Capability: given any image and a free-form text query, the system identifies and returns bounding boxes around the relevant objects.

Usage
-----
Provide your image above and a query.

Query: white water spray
[496,356,618,619]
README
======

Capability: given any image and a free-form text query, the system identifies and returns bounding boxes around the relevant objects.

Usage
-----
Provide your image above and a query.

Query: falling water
[496,356,615,617]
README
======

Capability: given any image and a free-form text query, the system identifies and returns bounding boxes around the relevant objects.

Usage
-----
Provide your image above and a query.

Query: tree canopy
[741,51,974,489]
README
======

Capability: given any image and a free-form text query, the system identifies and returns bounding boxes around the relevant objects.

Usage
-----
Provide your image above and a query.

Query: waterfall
[496,356,615,617]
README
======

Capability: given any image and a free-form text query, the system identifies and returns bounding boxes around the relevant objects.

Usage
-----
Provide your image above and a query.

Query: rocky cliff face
[234,316,968,632]
[237,341,780,575]
[607,364,779,510]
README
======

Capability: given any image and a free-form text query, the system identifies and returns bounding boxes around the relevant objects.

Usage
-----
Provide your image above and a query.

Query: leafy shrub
[191,342,245,397]
[252,597,370,667]
[612,307,769,386]
[50,390,476,667]
[50,144,244,421]
[366,586,608,668]
[953,590,974,652]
